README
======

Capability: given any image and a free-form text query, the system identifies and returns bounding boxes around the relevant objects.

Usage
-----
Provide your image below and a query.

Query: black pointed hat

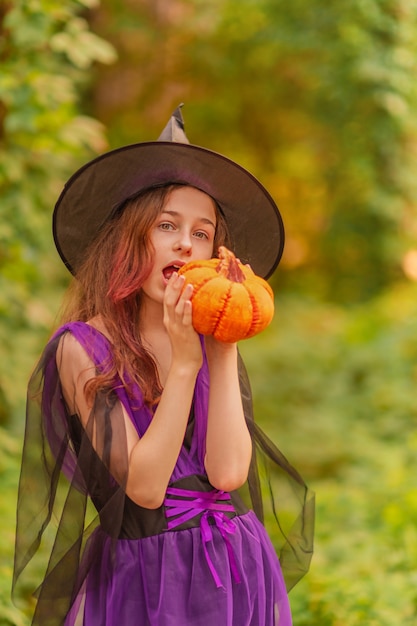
[53,105,284,278]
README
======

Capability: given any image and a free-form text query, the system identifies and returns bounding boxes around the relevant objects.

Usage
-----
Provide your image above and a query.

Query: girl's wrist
[204,336,238,362]
[169,359,201,380]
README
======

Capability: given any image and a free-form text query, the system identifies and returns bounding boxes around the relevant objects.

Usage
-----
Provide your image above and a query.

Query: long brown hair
[60,183,230,406]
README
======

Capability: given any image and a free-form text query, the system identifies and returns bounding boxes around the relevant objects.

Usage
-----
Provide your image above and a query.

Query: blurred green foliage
[0,428,28,626]
[0,1,114,621]
[89,0,417,302]
[240,284,417,624]
[1,0,417,624]
[0,0,116,424]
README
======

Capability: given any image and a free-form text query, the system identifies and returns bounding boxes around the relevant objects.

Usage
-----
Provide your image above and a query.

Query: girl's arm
[203,338,252,492]
[57,274,202,509]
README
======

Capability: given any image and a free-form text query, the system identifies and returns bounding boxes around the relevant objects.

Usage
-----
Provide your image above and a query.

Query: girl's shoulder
[51,318,110,342]
[49,320,113,368]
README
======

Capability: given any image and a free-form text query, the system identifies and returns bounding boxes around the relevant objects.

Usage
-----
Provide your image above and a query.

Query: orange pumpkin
[178,246,274,342]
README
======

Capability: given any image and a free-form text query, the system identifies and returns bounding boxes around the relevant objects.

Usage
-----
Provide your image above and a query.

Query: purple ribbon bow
[164,487,241,588]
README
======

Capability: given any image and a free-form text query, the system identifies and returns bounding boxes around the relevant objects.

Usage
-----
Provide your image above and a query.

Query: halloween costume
[13,106,314,625]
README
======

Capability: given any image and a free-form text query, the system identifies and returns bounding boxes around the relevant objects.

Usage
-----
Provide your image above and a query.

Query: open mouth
[162,263,184,281]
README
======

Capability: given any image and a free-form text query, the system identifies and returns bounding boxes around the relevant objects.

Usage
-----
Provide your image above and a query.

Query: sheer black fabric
[237,355,314,592]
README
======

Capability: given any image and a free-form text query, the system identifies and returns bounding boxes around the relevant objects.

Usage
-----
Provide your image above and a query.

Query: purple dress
[13,322,314,626]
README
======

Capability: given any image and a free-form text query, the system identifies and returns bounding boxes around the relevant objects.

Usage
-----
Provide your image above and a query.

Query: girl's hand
[163,273,202,371]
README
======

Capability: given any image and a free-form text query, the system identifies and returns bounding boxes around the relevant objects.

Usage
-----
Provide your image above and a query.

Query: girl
[13,107,314,625]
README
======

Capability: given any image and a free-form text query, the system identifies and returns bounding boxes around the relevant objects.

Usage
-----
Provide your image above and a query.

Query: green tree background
[1,0,417,624]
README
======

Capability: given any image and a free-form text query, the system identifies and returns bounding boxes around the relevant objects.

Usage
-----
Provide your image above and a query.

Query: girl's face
[141,186,217,306]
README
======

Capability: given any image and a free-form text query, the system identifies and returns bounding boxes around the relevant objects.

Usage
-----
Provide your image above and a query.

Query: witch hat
[53,105,284,278]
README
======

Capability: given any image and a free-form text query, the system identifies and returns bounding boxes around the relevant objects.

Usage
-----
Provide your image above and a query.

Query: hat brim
[53,141,284,279]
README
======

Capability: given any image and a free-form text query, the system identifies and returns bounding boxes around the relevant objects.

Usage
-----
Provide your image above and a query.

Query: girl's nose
[174,232,192,254]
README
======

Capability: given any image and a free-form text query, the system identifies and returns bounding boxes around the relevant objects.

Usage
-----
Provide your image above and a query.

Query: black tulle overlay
[13,322,314,626]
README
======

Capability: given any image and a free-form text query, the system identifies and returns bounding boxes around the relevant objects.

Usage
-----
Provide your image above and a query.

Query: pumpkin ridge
[190,274,216,290]
[245,288,261,338]
[212,281,233,337]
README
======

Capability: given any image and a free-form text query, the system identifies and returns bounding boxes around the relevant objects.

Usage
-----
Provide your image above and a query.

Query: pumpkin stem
[216,246,246,283]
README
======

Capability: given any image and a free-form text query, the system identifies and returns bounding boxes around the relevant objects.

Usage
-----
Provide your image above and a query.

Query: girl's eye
[159,222,175,231]
[194,231,209,240]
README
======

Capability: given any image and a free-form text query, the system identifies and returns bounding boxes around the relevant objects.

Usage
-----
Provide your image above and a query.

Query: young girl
[13,107,314,625]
